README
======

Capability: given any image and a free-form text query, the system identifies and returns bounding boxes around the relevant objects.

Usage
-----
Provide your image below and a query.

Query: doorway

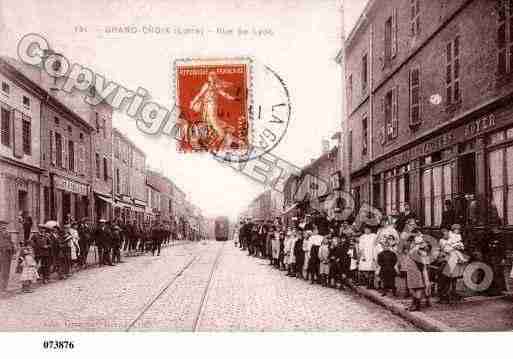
[62,192,71,224]
[459,153,476,196]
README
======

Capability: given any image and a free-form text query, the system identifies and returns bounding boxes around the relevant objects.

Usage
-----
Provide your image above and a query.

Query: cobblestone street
[0,241,415,331]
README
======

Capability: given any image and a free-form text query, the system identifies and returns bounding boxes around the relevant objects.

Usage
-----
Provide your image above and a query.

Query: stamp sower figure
[190,71,237,143]
[0,220,15,294]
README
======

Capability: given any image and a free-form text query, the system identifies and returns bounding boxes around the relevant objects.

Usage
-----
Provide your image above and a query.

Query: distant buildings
[0,55,204,243]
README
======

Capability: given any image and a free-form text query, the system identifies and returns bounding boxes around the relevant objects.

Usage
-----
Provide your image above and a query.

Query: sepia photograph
[0,0,512,355]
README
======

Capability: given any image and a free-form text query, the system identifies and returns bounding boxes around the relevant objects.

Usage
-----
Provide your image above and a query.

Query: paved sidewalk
[3,240,192,295]
[349,284,513,331]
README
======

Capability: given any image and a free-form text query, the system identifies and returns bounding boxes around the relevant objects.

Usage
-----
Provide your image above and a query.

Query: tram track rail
[125,242,225,331]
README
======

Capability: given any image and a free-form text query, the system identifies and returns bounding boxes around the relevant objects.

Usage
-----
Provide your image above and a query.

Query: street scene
[0,241,413,331]
[1,0,513,339]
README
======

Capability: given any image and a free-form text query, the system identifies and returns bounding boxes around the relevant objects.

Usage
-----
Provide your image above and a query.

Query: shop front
[51,174,90,225]
[372,103,513,293]
[94,192,113,223]
[0,158,41,243]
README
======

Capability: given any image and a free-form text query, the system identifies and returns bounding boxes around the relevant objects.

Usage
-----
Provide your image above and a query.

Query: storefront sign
[376,113,499,172]
[54,176,89,196]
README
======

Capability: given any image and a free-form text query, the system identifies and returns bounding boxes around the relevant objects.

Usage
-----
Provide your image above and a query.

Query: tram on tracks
[214,216,230,241]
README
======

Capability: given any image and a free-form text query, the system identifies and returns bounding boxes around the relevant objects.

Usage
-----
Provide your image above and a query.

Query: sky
[0,0,367,220]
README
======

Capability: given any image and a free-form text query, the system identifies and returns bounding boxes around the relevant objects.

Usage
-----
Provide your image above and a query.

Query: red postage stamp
[174,58,252,153]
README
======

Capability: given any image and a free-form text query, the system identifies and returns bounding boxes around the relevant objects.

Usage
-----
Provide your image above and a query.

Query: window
[361,54,368,93]
[1,82,9,95]
[446,36,461,105]
[497,0,513,75]
[68,140,74,171]
[422,162,453,227]
[55,133,63,167]
[79,132,84,141]
[348,130,353,163]
[410,0,420,37]
[384,10,398,66]
[362,116,368,155]
[22,115,31,155]
[1,107,10,147]
[383,87,399,141]
[383,166,412,216]
[22,96,30,109]
[95,153,101,178]
[116,168,120,194]
[103,157,108,181]
[488,135,513,225]
[409,67,421,125]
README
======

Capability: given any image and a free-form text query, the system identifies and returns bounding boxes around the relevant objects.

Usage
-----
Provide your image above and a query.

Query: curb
[348,283,455,332]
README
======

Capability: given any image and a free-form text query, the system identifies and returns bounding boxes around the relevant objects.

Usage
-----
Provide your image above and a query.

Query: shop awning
[95,193,114,205]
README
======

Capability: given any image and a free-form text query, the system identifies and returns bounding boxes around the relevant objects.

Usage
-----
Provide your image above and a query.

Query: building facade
[112,128,147,224]
[344,0,513,227]
[0,58,44,241]
[40,95,94,225]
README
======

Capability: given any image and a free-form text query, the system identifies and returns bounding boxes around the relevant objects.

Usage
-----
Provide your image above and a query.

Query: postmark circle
[210,63,291,163]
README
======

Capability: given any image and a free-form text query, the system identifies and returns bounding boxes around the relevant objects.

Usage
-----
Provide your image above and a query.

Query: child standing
[318,237,330,287]
[377,236,398,297]
[18,242,39,293]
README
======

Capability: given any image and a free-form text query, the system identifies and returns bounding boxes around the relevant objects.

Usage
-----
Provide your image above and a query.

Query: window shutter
[392,8,398,58]
[392,86,399,138]
[12,109,23,158]
[408,69,412,125]
[79,144,84,175]
[50,130,55,166]
[62,134,67,169]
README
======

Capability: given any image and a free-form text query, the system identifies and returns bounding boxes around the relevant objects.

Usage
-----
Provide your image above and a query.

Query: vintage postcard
[0,0,512,356]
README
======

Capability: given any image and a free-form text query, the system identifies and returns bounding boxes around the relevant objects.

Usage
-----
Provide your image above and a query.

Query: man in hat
[395,203,417,233]
[77,217,92,268]
[32,224,51,283]
[151,220,164,256]
[0,220,15,294]
[94,219,114,266]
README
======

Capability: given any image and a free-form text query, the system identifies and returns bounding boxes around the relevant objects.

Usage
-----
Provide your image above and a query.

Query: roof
[345,0,374,51]
[113,127,146,157]
[0,57,95,132]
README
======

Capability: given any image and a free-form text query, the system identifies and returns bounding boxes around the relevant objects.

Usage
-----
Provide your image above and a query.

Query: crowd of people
[0,215,178,295]
[236,202,469,312]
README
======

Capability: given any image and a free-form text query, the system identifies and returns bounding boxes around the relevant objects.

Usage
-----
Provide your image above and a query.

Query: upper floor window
[362,116,368,155]
[409,67,421,126]
[361,53,368,94]
[95,153,101,179]
[497,0,513,75]
[1,82,9,95]
[22,96,30,109]
[348,130,353,163]
[22,115,31,155]
[446,36,461,105]
[116,168,120,194]
[68,140,74,171]
[384,9,398,66]
[1,107,11,147]
[55,133,63,168]
[103,157,108,181]
[383,87,399,142]
[410,0,420,37]
[54,117,60,126]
